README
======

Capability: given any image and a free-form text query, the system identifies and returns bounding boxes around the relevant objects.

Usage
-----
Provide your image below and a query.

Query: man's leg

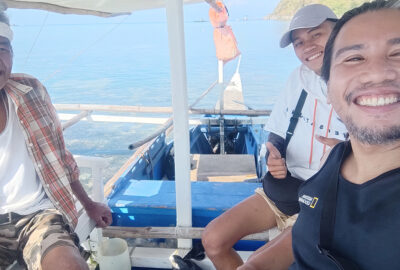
[202,193,278,270]
[0,221,20,269]
[21,209,88,270]
[237,227,294,270]
[41,246,88,270]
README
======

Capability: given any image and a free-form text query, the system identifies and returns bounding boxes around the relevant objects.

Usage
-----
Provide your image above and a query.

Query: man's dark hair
[321,0,400,82]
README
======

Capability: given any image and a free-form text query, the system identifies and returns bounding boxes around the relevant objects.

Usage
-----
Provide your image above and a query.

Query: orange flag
[209,1,240,63]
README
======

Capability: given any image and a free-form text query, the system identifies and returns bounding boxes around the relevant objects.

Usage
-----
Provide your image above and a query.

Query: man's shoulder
[281,65,308,98]
[289,64,318,77]
[287,65,304,80]
[302,142,348,186]
[10,73,43,87]
[295,65,326,99]
[7,73,46,96]
[286,65,320,92]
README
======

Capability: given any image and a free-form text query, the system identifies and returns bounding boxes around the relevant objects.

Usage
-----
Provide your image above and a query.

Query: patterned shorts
[0,208,82,270]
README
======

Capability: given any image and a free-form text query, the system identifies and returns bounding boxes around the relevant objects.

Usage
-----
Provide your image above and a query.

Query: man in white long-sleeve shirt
[202,4,347,270]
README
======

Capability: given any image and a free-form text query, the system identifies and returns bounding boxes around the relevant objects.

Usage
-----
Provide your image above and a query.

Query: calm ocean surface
[9,12,299,180]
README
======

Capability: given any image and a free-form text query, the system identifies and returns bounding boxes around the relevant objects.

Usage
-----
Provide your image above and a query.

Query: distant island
[266,0,370,20]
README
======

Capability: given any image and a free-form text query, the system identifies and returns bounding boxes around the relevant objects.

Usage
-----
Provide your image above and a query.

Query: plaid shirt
[4,73,79,229]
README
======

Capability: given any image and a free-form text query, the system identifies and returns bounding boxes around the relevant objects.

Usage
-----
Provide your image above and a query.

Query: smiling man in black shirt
[291,1,400,269]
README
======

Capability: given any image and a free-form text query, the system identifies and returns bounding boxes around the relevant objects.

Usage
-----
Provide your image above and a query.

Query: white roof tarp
[3,0,207,17]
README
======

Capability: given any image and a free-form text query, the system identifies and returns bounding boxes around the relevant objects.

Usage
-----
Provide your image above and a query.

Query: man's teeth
[357,96,398,106]
[307,52,322,61]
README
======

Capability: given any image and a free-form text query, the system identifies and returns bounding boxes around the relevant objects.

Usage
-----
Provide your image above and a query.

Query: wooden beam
[54,104,173,114]
[54,103,271,116]
[103,226,269,241]
[128,118,172,150]
[190,108,271,116]
[130,247,253,269]
[61,110,92,130]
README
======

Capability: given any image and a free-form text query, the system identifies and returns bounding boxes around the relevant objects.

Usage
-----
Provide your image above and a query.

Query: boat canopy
[2,0,209,17]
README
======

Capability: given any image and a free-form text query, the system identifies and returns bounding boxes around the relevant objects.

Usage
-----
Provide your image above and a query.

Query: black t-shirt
[290,142,400,270]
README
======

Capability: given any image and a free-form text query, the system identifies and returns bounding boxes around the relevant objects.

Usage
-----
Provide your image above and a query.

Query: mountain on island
[266,0,371,20]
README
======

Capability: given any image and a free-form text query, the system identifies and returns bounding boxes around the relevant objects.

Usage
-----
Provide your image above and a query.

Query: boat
[103,67,271,266]
[3,0,274,269]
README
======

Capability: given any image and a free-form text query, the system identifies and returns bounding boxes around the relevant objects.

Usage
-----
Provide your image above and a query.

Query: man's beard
[345,116,400,145]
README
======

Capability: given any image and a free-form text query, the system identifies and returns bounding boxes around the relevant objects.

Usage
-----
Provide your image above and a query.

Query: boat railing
[56,72,270,152]
[103,226,270,241]
[99,225,275,269]
[73,155,108,246]
[56,103,270,151]
[55,104,271,128]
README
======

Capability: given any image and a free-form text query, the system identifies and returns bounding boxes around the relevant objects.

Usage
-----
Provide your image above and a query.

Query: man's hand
[85,201,113,228]
[315,135,342,148]
[70,180,113,228]
[266,142,287,179]
[315,135,343,168]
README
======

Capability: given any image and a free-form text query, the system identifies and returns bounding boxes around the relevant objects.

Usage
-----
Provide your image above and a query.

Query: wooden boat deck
[190,154,257,182]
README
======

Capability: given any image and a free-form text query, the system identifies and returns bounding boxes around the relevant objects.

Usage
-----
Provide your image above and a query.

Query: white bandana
[0,22,13,41]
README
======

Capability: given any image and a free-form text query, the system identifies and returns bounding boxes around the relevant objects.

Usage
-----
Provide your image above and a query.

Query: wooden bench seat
[191,154,257,182]
[106,180,265,251]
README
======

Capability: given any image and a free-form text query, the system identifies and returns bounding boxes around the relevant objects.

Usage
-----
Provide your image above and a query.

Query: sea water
[8,10,299,181]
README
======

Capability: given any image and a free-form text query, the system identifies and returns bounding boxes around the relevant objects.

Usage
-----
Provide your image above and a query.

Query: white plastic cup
[98,238,131,270]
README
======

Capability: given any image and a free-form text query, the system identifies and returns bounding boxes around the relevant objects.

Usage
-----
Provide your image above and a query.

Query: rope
[43,15,129,83]
[128,79,221,150]
[190,80,218,108]
[235,54,242,74]
[23,11,49,68]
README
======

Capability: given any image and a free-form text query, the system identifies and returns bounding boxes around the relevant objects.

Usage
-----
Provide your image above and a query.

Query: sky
[6,0,281,25]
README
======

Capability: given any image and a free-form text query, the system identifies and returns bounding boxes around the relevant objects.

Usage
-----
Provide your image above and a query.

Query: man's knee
[41,245,88,270]
[202,224,219,256]
[202,223,228,257]
[237,263,259,270]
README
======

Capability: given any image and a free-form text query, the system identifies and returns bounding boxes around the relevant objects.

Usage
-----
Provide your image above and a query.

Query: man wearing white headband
[0,11,112,270]
[203,4,347,270]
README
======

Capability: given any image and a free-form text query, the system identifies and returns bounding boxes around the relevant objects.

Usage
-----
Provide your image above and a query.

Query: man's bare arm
[70,180,112,228]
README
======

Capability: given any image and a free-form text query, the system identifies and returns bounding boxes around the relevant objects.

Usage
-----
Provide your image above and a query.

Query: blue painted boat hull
[107,120,269,251]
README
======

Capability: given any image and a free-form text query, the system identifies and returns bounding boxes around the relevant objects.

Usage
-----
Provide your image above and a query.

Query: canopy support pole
[218,60,223,83]
[166,0,192,249]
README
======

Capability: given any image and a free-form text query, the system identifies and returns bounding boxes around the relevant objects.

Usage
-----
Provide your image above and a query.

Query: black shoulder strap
[320,141,351,249]
[284,89,307,156]
[319,142,350,249]
[318,143,360,270]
